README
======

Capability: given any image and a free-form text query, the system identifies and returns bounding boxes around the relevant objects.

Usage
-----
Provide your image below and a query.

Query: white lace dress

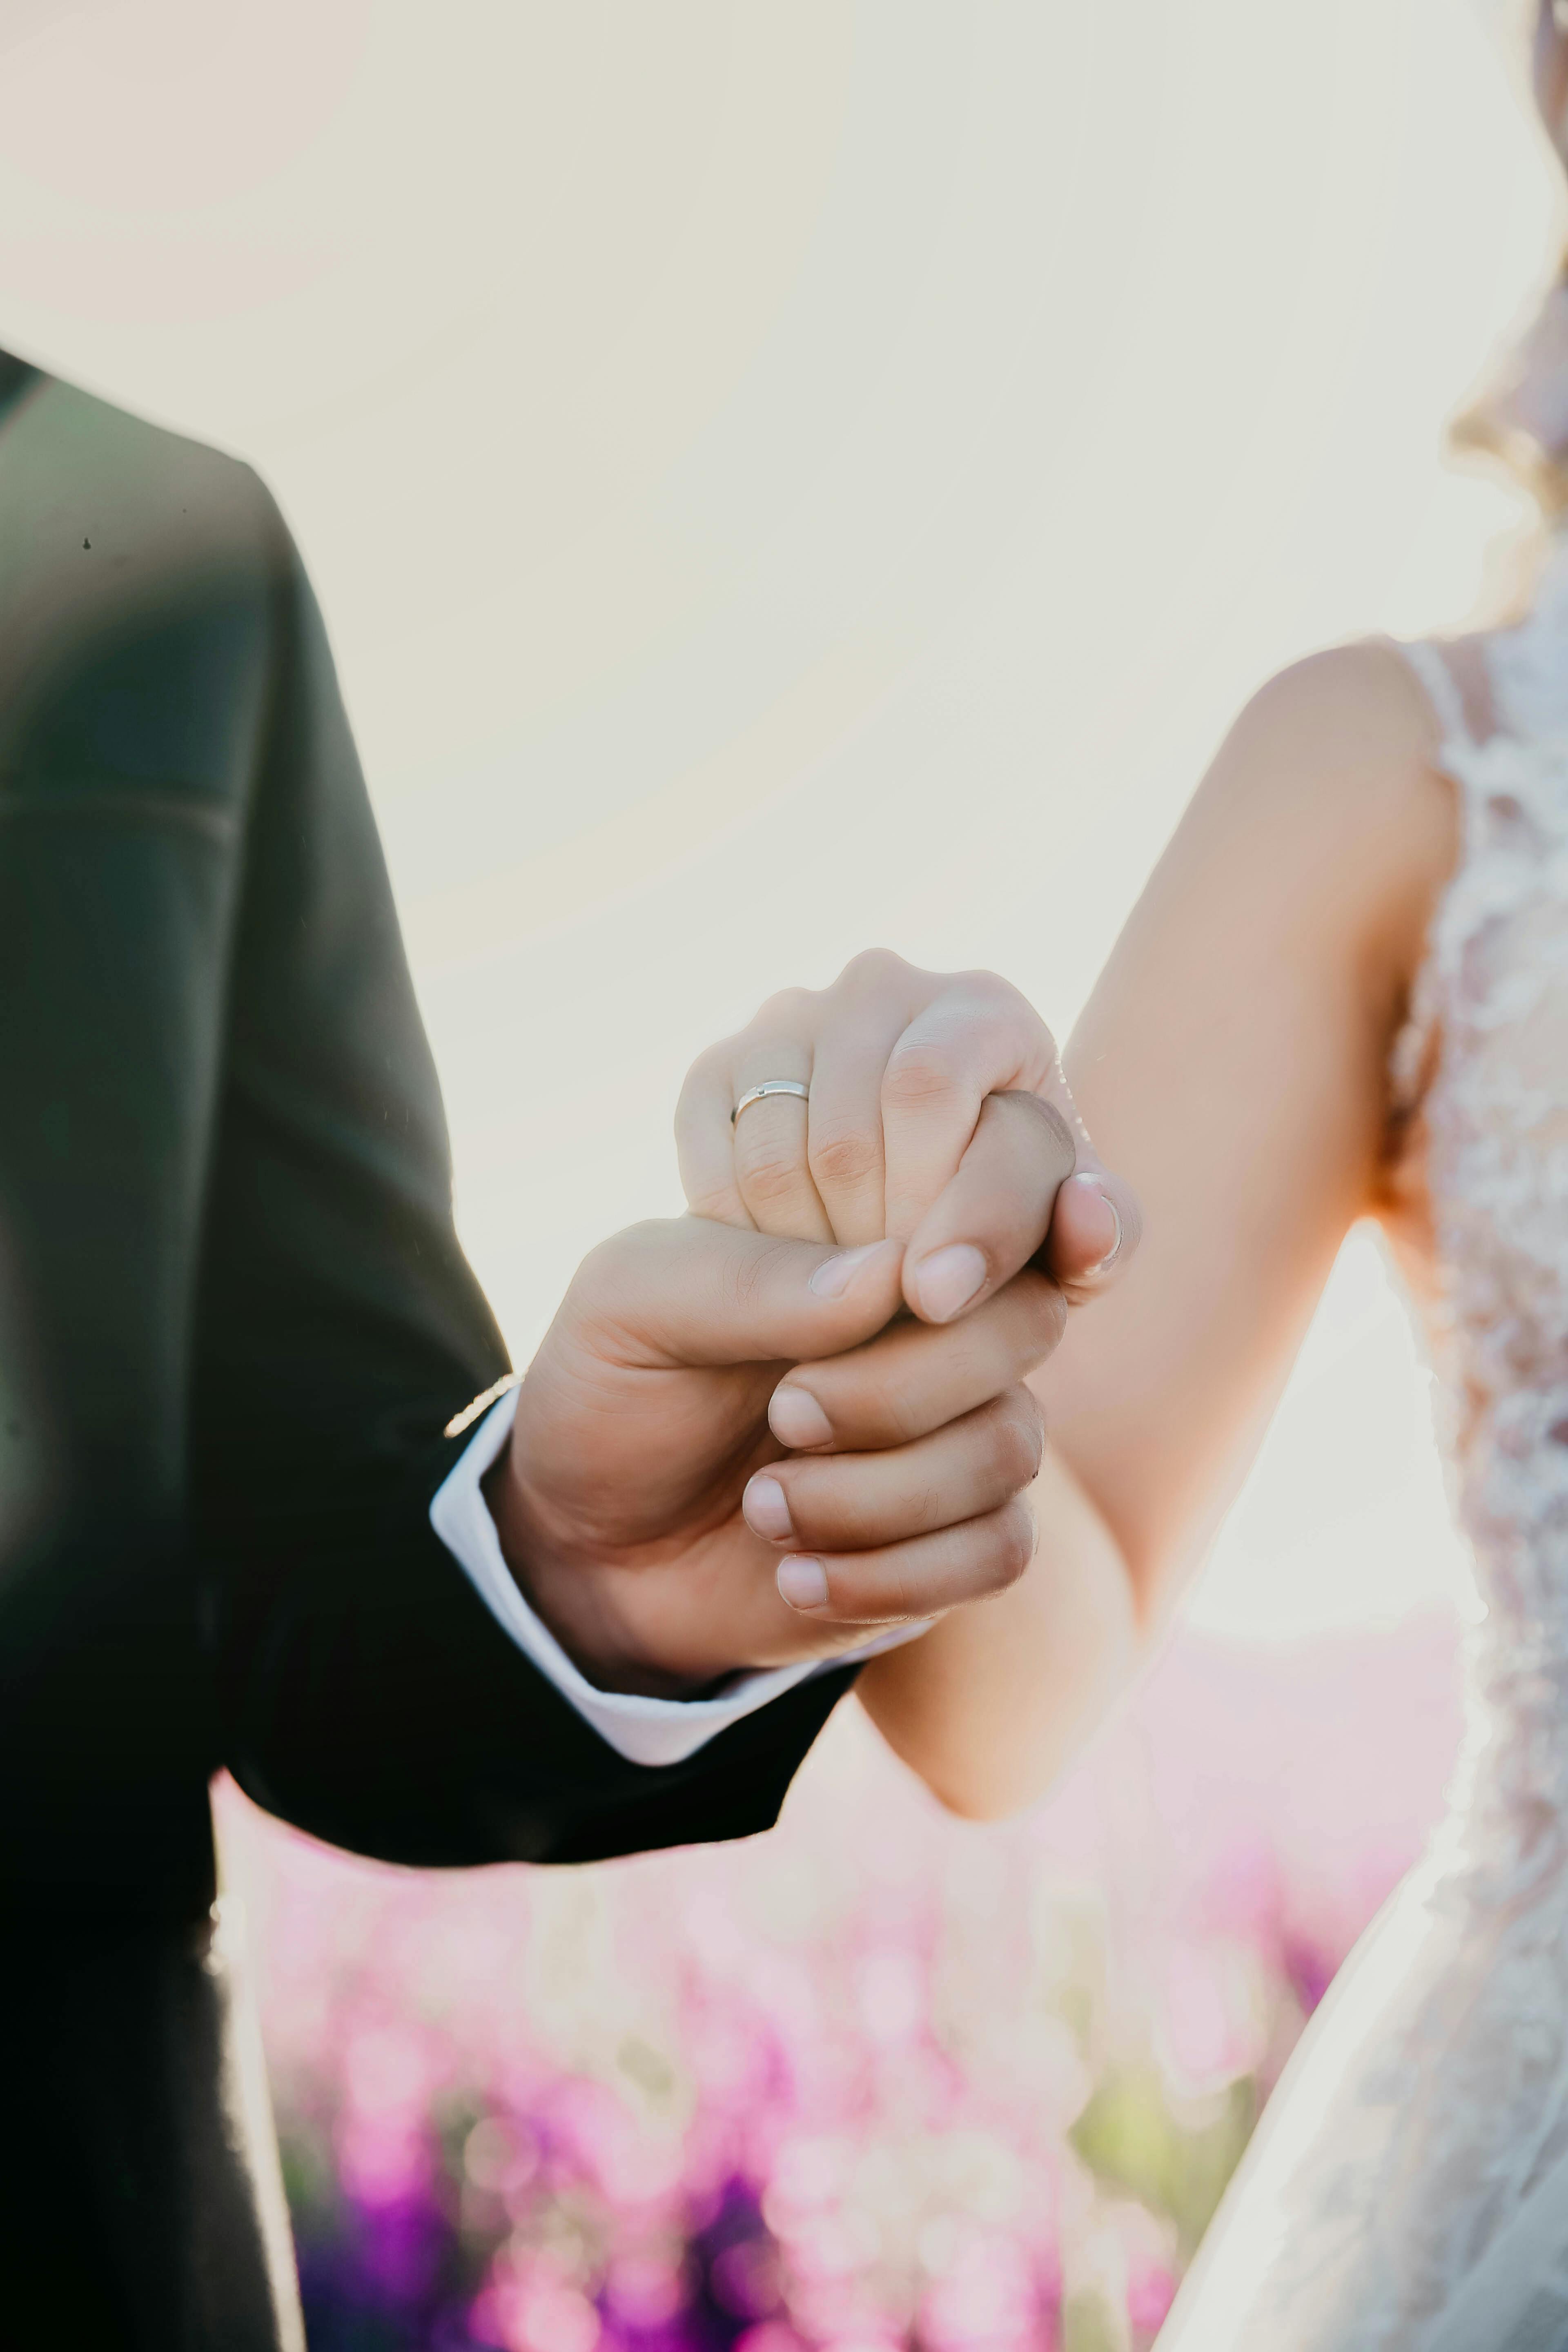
[1159,558,1568,2352]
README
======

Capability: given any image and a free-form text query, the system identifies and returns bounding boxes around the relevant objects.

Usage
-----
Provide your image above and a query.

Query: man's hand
[490,954,1137,1698]
[490,1217,1069,1693]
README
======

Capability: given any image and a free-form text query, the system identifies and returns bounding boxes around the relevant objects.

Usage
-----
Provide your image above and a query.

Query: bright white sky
[0,0,1555,1639]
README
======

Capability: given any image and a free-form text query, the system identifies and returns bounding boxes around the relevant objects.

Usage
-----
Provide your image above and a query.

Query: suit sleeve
[196,494,856,1868]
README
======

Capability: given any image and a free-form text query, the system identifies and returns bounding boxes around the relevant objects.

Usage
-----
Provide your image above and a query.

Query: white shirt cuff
[429,1386,927,1768]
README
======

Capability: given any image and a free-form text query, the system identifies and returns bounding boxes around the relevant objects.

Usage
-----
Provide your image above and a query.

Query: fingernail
[810,1239,894,1300]
[743,1473,795,1542]
[909,1242,987,1323]
[1065,1174,1122,1273]
[769,1385,833,1450]
[777,1555,829,1610]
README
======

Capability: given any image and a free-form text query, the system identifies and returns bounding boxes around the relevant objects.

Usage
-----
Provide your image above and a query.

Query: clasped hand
[489,952,1138,1696]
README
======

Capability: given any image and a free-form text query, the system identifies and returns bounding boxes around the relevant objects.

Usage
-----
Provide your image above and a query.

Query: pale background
[0,0,1555,1641]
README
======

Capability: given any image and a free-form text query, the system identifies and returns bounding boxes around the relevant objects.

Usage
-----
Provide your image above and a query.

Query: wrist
[482,1454,716,1700]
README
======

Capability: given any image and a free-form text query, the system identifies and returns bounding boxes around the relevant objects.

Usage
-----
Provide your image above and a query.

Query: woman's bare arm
[856,642,1459,1816]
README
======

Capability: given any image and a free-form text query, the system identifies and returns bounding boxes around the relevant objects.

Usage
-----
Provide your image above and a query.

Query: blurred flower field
[219,1617,1462,2352]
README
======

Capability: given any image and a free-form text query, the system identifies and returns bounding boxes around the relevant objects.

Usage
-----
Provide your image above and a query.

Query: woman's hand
[679,949,1137,1316]
[673,950,1140,1627]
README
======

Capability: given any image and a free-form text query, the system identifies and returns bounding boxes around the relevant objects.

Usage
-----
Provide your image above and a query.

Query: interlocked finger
[676,1041,755,1227]
[879,978,1060,1241]
[744,1387,1044,1556]
[768,1270,1067,1455]
[772,1496,1040,1625]
[729,1016,829,1242]
[802,953,924,1242]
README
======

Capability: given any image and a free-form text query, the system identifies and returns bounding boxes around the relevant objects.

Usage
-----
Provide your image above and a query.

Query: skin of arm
[855,642,1461,1818]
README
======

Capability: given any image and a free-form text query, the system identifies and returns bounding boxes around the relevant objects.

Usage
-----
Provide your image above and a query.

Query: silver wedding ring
[732,1078,811,1125]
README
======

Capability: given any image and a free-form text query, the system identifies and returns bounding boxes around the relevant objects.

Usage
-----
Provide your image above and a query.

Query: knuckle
[753,986,815,1031]
[1011,1273,1068,1363]
[958,965,1017,1008]
[840,946,910,991]
[960,966,1051,1037]
[1012,1385,1048,1474]
[579,1217,653,1289]
[988,1392,1045,1488]
[566,1243,614,1322]
[736,1137,811,1212]
[884,1551,914,1622]
[808,1119,881,1194]
[989,1498,1038,1591]
[682,1038,735,1092]
[572,1218,665,1330]
[684,1182,742,1226]
[882,1042,963,1116]
[676,1044,742,1131]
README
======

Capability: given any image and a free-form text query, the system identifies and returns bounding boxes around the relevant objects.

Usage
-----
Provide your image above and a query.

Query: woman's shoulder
[1240,638,1451,776]
[1192,641,1459,933]
[1136,642,1463,1074]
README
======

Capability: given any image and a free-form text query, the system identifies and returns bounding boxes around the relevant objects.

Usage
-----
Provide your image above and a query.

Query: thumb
[576,1216,907,1370]
[1037,1061,1142,1307]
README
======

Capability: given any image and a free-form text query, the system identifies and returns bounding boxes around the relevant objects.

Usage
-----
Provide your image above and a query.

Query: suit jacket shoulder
[0,353,281,799]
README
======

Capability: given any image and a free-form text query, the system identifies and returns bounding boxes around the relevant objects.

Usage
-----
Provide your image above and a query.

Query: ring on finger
[733,1078,811,1125]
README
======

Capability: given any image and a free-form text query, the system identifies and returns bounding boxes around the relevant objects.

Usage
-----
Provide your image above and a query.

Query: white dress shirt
[430,1387,927,1768]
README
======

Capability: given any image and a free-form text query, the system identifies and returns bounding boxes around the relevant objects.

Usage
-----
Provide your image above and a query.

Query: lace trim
[1385,638,1568,1122]
[1488,535,1568,746]
[1388,640,1477,1123]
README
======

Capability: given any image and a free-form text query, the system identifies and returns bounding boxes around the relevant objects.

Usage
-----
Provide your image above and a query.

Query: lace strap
[1386,639,1475,1122]
[1398,638,1474,762]
[1387,628,1568,1136]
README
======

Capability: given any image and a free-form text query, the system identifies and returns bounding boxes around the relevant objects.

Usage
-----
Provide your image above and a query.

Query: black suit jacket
[0,350,855,2344]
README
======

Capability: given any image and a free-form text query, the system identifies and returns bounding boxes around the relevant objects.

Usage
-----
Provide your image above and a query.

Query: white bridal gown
[1160,556,1568,2351]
